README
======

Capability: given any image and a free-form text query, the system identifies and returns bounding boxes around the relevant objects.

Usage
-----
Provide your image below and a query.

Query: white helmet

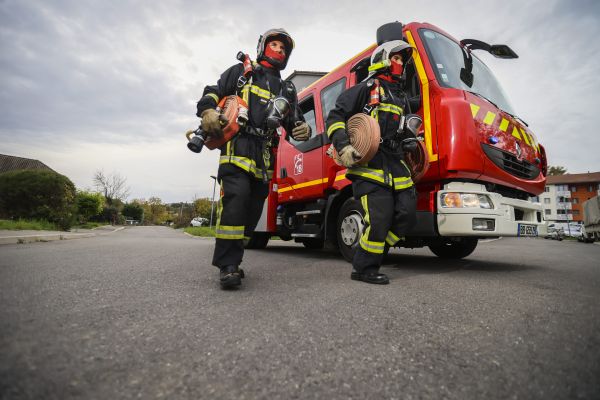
[367,40,413,78]
[256,28,295,70]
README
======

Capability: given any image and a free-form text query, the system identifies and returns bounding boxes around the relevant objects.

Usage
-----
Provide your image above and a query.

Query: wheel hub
[340,213,364,246]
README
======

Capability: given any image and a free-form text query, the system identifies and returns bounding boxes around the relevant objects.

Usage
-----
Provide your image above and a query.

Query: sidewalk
[0,225,125,245]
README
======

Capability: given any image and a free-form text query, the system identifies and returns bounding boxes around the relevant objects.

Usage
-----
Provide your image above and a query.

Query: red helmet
[256,28,295,70]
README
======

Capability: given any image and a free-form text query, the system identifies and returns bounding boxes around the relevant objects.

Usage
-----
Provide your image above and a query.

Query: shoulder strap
[363,79,380,115]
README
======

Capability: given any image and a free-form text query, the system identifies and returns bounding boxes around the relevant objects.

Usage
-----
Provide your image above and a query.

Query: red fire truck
[246,22,548,261]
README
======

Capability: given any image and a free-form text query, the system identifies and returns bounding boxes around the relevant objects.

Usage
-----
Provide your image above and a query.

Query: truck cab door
[276,93,326,202]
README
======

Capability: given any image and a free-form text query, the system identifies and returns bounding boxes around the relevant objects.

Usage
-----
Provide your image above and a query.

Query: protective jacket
[197,63,303,181]
[326,78,419,194]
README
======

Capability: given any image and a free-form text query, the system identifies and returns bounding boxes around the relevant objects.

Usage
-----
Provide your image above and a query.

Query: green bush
[184,226,215,237]
[76,191,103,223]
[0,170,76,230]
[122,203,144,223]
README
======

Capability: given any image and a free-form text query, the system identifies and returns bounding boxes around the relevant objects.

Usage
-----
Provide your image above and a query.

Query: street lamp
[209,175,217,229]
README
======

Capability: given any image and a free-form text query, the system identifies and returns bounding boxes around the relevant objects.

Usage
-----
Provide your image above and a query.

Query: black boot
[351,269,389,285]
[219,265,245,289]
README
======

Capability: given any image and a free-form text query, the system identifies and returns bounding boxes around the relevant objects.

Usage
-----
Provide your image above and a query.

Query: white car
[190,217,209,227]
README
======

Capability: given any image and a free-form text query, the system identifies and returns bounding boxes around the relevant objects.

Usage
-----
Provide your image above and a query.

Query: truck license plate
[518,223,538,237]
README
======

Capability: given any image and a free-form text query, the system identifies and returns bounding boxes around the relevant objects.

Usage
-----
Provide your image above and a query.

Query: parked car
[190,217,209,227]
[544,225,564,241]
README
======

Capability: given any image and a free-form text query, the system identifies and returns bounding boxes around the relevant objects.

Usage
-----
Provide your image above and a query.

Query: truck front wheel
[244,232,270,249]
[428,238,478,259]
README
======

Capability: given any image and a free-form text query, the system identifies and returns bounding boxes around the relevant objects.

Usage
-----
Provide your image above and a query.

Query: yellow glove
[338,145,361,168]
[200,109,223,136]
[291,122,311,141]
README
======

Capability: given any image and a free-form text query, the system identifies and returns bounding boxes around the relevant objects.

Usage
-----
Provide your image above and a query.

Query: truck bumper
[436,182,548,237]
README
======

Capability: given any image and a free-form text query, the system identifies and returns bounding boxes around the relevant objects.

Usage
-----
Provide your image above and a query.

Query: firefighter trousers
[211,167,269,268]
[353,184,417,274]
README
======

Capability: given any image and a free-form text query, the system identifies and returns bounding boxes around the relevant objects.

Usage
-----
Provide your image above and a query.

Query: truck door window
[288,96,317,147]
[320,78,347,121]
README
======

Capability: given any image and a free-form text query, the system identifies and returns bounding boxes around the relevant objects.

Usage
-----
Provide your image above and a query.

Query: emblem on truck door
[294,153,303,175]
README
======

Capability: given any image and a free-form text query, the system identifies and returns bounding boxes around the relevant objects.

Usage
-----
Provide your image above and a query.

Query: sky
[1,0,599,202]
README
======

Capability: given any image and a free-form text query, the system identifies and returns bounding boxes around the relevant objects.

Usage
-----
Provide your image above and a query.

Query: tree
[194,198,214,220]
[122,202,144,222]
[547,166,567,176]
[138,197,168,225]
[0,169,76,230]
[76,191,103,223]
[93,170,130,205]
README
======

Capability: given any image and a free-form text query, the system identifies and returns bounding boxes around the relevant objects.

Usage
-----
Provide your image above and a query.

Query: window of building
[320,78,347,124]
[544,198,551,204]
[572,198,579,204]
[573,210,580,216]
[571,186,577,192]
[544,186,550,192]
[589,185,594,192]
[544,209,551,215]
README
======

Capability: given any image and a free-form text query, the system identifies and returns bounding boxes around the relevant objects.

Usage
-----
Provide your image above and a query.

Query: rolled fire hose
[404,139,430,183]
[332,113,380,166]
[203,95,248,150]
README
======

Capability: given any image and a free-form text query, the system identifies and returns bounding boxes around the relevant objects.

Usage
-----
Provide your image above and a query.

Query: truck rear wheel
[336,198,365,262]
[428,238,478,259]
[244,232,270,249]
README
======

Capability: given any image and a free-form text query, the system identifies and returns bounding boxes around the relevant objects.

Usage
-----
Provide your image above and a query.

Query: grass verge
[0,219,59,231]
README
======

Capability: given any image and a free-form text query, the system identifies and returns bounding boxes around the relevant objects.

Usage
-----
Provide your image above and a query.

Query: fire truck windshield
[419,28,516,115]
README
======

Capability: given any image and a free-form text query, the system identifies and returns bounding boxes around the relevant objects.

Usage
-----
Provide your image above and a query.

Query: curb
[0,226,125,245]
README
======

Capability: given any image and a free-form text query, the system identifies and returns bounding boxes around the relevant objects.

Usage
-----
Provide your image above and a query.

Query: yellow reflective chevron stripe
[393,176,414,190]
[205,93,219,104]
[511,126,522,140]
[519,127,531,146]
[483,111,496,125]
[327,122,346,138]
[499,118,509,132]
[470,104,480,118]
[215,225,245,240]
[378,103,403,115]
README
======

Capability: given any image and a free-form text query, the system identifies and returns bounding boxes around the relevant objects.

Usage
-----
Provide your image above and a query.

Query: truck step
[291,233,319,238]
[295,210,322,216]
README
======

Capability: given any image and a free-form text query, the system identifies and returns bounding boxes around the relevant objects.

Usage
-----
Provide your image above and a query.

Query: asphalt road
[1,227,599,400]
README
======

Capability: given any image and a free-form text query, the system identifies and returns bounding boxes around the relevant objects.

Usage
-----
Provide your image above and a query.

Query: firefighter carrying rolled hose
[325,23,420,284]
[195,28,310,289]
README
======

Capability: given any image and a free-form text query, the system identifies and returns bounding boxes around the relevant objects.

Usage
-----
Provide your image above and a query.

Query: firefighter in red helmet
[196,28,310,289]
[326,38,420,284]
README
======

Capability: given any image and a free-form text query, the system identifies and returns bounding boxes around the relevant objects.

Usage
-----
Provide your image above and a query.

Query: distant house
[0,154,56,174]
[535,171,600,223]
[285,70,327,92]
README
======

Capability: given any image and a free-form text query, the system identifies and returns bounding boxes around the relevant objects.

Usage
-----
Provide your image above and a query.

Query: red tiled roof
[546,172,600,184]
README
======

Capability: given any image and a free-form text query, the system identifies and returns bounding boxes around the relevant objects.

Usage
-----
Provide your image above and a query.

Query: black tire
[244,232,270,249]
[428,238,478,259]
[336,197,365,262]
[301,238,324,249]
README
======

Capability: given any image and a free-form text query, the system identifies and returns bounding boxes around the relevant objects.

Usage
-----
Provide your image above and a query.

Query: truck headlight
[440,193,493,209]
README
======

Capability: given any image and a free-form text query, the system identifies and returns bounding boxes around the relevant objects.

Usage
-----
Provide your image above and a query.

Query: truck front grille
[481,143,540,180]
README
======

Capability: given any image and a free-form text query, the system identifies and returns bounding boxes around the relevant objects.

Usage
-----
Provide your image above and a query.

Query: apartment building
[537,172,600,223]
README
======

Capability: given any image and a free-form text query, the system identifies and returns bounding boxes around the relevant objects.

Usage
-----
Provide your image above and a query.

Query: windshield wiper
[467,90,529,127]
